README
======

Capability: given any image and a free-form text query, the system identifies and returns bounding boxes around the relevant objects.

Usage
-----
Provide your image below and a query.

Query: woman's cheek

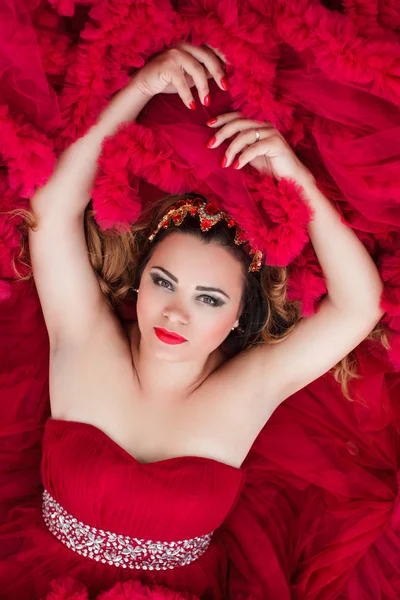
[197,313,232,348]
[137,292,158,330]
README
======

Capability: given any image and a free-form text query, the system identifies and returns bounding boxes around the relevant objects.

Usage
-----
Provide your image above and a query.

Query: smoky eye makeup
[150,273,173,289]
[149,271,226,307]
[199,295,225,307]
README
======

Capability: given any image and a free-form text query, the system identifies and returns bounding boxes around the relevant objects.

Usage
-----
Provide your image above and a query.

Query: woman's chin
[150,339,189,362]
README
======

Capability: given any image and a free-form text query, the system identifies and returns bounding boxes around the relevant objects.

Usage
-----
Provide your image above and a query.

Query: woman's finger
[173,49,211,107]
[223,127,274,167]
[206,112,242,127]
[166,60,198,109]
[178,43,227,93]
[206,117,267,150]
[233,134,285,169]
[205,44,228,65]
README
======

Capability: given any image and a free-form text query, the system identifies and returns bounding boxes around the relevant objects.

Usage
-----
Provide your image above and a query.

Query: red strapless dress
[0,417,247,599]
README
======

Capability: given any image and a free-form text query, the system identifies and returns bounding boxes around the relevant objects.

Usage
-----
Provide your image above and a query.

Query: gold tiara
[148,198,263,272]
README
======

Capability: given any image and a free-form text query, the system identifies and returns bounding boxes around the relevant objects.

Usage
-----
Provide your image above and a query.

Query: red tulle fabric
[0,0,400,599]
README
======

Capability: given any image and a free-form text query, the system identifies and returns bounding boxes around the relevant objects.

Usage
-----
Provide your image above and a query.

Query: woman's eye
[200,295,223,307]
[152,276,172,289]
[151,275,223,306]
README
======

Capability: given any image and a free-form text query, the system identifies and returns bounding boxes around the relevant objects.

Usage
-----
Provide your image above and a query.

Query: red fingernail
[232,159,240,169]
[206,118,217,125]
[203,94,210,106]
[221,156,227,168]
[221,76,230,90]
[206,136,216,149]
[189,100,196,110]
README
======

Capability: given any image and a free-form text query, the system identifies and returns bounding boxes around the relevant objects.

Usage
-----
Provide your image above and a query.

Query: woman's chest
[50,320,252,468]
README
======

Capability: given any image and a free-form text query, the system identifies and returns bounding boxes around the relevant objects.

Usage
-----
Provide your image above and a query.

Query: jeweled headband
[148,198,264,272]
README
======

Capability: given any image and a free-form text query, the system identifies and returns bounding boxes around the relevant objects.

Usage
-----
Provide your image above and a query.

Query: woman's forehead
[149,233,244,283]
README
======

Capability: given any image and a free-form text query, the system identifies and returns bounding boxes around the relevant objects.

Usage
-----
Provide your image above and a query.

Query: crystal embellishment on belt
[42,489,214,570]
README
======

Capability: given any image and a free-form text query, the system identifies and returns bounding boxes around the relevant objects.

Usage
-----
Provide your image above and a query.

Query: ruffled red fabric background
[0,0,399,598]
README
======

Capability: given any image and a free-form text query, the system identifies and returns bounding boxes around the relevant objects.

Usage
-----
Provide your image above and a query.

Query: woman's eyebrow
[152,266,178,282]
[150,266,231,300]
[196,286,230,300]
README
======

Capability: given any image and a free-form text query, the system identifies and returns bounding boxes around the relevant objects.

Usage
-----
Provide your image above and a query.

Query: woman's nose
[163,302,190,325]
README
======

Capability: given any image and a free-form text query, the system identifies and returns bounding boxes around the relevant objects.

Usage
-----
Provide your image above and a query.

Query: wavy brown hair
[10,192,390,401]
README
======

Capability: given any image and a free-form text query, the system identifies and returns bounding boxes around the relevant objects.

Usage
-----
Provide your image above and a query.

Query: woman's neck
[128,322,224,402]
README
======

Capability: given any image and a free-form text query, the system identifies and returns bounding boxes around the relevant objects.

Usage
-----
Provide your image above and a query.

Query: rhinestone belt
[42,489,214,570]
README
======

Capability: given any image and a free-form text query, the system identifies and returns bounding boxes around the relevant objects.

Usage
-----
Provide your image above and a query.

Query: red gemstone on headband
[204,204,219,215]
[200,219,212,230]
[227,219,235,227]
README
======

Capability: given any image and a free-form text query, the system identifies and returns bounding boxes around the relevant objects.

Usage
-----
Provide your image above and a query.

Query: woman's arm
[31,42,227,219]
[30,79,150,220]
[29,80,152,349]
[207,111,384,318]
[29,45,227,350]
[205,112,385,412]
[298,179,383,316]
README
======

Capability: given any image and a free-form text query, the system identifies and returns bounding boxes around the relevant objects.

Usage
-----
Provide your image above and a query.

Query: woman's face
[136,232,244,362]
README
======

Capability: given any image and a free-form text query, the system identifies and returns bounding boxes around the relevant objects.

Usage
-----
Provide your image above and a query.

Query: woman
[0,41,384,599]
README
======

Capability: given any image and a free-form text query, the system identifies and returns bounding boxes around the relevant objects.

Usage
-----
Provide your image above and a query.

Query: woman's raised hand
[206,111,315,185]
[133,43,229,110]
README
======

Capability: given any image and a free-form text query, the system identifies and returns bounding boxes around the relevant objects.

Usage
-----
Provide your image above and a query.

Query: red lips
[154,328,187,345]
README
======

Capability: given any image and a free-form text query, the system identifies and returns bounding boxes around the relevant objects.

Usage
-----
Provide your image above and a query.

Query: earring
[132,288,139,293]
